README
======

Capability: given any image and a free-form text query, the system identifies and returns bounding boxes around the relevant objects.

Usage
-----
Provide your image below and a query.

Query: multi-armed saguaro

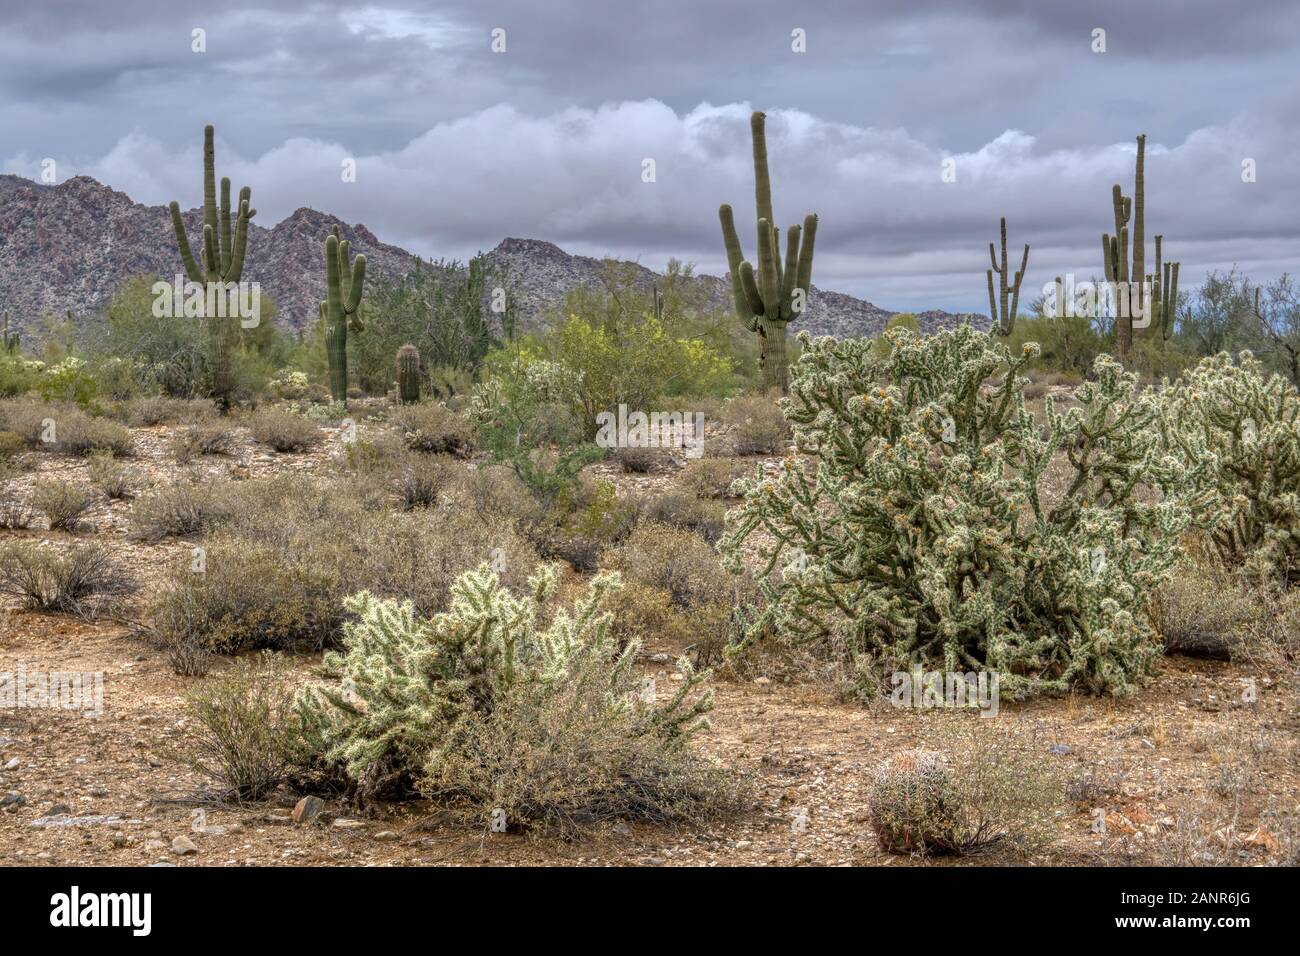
[396,343,421,404]
[718,111,818,392]
[986,217,1029,336]
[168,124,256,410]
[1103,134,1180,355]
[2,311,18,354]
[322,225,366,404]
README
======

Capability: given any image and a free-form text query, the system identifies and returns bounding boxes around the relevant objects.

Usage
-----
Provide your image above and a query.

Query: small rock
[2,757,18,771]
[374,830,400,841]
[41,803,72,818]
[149,862,177,868]
[1048,744,1072,756]
[171,835,198,856]
[646,857,666,866]
[1,792,26,810]
[144,839,166,851]
[735,840,752,851]
[292,796,325,824]
[332,818,366,830]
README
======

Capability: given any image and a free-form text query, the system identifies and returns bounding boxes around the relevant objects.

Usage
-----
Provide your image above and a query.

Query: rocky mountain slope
[0,174,982,341]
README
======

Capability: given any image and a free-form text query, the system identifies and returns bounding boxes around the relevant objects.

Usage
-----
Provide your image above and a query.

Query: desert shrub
[868,732,1062,858]
[295,564,734,829]
[30,480,95,531]
[0,353,43,398]
[268,369,311,401]
[36,357,98,408]
[248,407,320,453]
[392,403,475,457]
[723,393,790,456]
[172,422,239,462]
[1161,351,1300,581]
[1005,313,1106,377]
[1156,556,1261,659]
[0,398,49,447]
[612,445,666,473]
[0,542,133,615]
[185,653,311,799]
[87,451,135,500]
[723,326,1196,699]
[680,457,743,499]
[57,413,133,457]
[637,490,726,544]
[612,523,722,609]
[0,430,24,462]
[150,538,343,654]
[127,395,216,427]
[0,493,35,529]
[129,482,235,541]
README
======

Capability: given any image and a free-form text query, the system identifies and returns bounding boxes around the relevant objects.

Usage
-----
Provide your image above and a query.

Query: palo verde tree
[718,111,818,392]
[168,124,256,411]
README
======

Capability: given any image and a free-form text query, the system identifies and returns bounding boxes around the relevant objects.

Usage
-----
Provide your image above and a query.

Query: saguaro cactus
[718,111,818,392]
[396,343,421,404]
[1150,234,1180,342]
[168,124,256,411]
[985,217,1029,336]
[322,225,366,404]
[2,311,18,354]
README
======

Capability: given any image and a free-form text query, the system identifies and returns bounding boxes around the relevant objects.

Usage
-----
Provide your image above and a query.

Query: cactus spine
[322,225,366,405]
[718,111,818,392]
[396,343,421,404]
[2,311,18,354]
[167,124,256,411]
[985,217,1029,335]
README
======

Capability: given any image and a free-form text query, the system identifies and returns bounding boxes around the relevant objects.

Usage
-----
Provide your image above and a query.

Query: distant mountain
[0,174,983,342]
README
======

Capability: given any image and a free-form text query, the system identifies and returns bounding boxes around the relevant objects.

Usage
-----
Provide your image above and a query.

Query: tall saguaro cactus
[718,111,818,392]
[168,124,256,411]
[2,311,18,354]
[1151,234,1180,342]
[985,217,1029,336]
[322,225,366,404]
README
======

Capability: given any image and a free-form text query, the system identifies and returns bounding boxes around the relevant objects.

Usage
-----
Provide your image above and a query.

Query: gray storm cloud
[1,1,1297,312]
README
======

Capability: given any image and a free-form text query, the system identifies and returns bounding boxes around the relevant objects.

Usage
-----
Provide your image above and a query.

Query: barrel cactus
[396,344,421,404]
[721,325,1196,699]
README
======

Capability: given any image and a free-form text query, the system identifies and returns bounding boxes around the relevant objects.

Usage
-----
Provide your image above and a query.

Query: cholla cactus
[720,325,1195,698]
[1160,351,1300,580]
[296,563,713,806]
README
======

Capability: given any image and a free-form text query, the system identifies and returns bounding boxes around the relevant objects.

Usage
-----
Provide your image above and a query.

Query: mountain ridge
[0,174,985,341]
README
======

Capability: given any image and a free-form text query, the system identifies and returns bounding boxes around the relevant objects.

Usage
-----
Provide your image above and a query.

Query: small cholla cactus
[395,343,421,405]
[1161,351,1300,580]
[294,563,713,808]
[720,325,1196,699]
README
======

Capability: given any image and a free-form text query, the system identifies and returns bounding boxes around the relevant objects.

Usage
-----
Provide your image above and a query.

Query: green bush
[31,480,95,531]
[248,407,320,453]
[295,564,732,829]
[391,403,475,457]
[129,482,235,541]
[721,393,790,456]
[722,326,1195,698]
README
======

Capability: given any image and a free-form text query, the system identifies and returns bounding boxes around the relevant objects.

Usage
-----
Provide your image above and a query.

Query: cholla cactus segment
[720,324,1195,699]
[295,563,713,803]
[1161,351,1300,580]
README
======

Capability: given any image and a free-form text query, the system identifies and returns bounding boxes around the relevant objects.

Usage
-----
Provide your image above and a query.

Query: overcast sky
[2,0,1297,312]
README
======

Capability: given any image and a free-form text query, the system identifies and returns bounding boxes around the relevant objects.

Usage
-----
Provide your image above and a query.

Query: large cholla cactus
[295,563,713,808]
[718,111,818,393]
[168,124,256,411]
[720,326,1195,698]
[321,225,366,404]
[1161,351,1300,579]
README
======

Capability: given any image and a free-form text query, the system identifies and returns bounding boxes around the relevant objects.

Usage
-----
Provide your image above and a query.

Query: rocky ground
[2,413,1297,867]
